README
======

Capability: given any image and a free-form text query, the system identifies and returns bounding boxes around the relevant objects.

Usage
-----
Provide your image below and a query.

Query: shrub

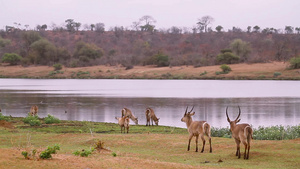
[289,56,300,69]
[273,72,281,77]
[23,115,41,126]
[216,51,239,64]
[73,149,94,157]
[0,113,10,121]
[40,144,60,159]
[1,53,22,65]
[53,63,62,71]
[220,64,232,73]
[112,152,117,157]
[253,125,300,140]
[44,114,60,124]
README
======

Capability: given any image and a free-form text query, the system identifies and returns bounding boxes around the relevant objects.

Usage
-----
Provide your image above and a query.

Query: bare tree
[197,16,214,33]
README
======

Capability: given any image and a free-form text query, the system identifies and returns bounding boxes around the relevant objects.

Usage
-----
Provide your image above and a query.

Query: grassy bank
[0,116,299,169]
[1,62,300,80]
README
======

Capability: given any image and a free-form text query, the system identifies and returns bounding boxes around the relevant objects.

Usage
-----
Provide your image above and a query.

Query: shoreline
[0,61,300,80]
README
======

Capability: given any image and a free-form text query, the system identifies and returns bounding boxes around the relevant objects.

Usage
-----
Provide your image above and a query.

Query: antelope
[121,108,138,125]
[29,105,38,116]
[115,116,130,133]
[145,108,160,126]
[181,106,212,153]
[226,106,253,159]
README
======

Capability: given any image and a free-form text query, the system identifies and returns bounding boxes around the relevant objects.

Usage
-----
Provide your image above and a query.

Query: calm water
[0,79,299,128]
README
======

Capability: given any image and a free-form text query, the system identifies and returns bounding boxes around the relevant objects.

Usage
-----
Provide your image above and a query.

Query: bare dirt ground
[0,62,299,79]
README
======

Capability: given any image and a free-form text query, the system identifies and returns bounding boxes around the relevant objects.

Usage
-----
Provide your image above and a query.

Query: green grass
[0,117,299,168]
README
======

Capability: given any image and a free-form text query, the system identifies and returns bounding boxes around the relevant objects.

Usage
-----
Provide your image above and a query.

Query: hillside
[1,62,300,80]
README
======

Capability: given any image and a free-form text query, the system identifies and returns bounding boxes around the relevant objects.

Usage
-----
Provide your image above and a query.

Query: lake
[0,79,299,128]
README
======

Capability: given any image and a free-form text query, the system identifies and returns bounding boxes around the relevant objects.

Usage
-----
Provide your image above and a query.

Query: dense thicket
[0,29,300,67]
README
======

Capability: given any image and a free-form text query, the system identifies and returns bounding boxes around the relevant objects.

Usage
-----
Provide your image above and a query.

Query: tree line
[1,15,300,69]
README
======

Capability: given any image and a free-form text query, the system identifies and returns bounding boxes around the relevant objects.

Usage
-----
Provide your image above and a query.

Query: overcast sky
[0,0,299,31]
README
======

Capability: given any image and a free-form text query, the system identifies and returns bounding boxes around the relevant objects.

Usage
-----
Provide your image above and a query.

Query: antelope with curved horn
[226,106,253,159]
[181,106,212,153]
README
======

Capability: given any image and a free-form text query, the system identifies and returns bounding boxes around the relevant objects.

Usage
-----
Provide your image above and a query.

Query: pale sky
[0,0,299,31]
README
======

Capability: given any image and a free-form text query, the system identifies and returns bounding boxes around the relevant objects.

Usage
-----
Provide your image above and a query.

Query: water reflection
[0,91,299,128]
[0,79,300,128]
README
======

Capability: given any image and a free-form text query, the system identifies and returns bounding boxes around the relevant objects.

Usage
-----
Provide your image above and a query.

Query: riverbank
[1,62,300,80]
[0,117,299,169]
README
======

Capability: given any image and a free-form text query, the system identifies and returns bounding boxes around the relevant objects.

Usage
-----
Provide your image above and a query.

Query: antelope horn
[226,106,230,122]
[235,106,241,121]
[189,106,194,113]
[185,106,188,114]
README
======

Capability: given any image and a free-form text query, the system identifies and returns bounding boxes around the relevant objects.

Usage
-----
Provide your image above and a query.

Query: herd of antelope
[115,105,253,160]
[3,104,252,159]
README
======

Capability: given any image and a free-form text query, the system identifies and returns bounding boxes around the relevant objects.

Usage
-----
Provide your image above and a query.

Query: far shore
[0,62,300,80]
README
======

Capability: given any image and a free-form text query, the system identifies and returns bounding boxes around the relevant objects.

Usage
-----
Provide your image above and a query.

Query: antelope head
[226,106,241,128]
[181,106,195,123]
[154,118,160,126]
[133,117,138,125]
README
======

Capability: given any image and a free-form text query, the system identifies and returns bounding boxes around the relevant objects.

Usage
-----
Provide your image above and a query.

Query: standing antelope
[29,105,38,116]
[145,108,160,126]
[115,116,130,133]
[121,108,138,125]
[181,106,212,153]
[226,106,253,159]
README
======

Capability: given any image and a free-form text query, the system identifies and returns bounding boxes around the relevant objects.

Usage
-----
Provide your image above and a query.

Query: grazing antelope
[115,116,130,133]
[121,108,138,125]
[145,108,160,126]
[181,106,212,153]
[226,106,253,159]
[29,105,38,116]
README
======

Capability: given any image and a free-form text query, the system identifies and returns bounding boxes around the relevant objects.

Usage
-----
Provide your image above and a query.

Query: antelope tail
[244,126,253,142]
[203,122,211,136]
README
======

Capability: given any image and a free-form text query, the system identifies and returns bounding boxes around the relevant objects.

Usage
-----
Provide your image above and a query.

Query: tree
[2,53,22,65]
[90,24,95,31]
[230,39,251,62]
[28,39,57,65]
[215,25,223,33]
[95,23,105,33]
[41,24,47,30]
[247,26,251,33]
[216,49,240,64]
[65,19,75,32]
[253,25,260,33]
[197,15,214,33]
[139,15,156,32]
[73,41,104,64]
[22,31,42,51]
[152,52,169,67]
[295,27,300,34]
[0,37,11,48]
[74,22,81,31]
[285,26,294,34]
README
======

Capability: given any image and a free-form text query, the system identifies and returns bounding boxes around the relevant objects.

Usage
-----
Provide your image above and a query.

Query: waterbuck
[29,105,38,116]
[181,106,212,153]
[121,108,138,125]
[145,108,160,126]
[226,106,253,159]
[115,116,130,133]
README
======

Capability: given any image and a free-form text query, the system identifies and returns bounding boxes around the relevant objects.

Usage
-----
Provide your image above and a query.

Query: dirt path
[0,62,299,79]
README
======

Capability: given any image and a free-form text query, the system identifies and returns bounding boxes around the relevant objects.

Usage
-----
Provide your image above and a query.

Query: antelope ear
[236,119,241,123]
[190,112,195,116]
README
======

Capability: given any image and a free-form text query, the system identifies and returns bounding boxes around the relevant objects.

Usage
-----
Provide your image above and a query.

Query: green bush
[0,113,10,121]
[44,114,60,124]
[220,64,232,73]
[40,144,60,159]
[73,149,94,157]
[273,72,281,77]
[289,56,300,69]
[23,115,41,126]
[253,125,300,140]
[1,53,22,65]
[53,63,62,71]
[216,51,239,64]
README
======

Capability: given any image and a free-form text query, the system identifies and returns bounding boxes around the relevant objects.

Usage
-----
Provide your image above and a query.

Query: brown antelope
[121,108,138,125]
[226,106,253,159]
[115,116,130,133]
[181,106,212,153]
[29,105,38,116]
[145,108,160,126]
